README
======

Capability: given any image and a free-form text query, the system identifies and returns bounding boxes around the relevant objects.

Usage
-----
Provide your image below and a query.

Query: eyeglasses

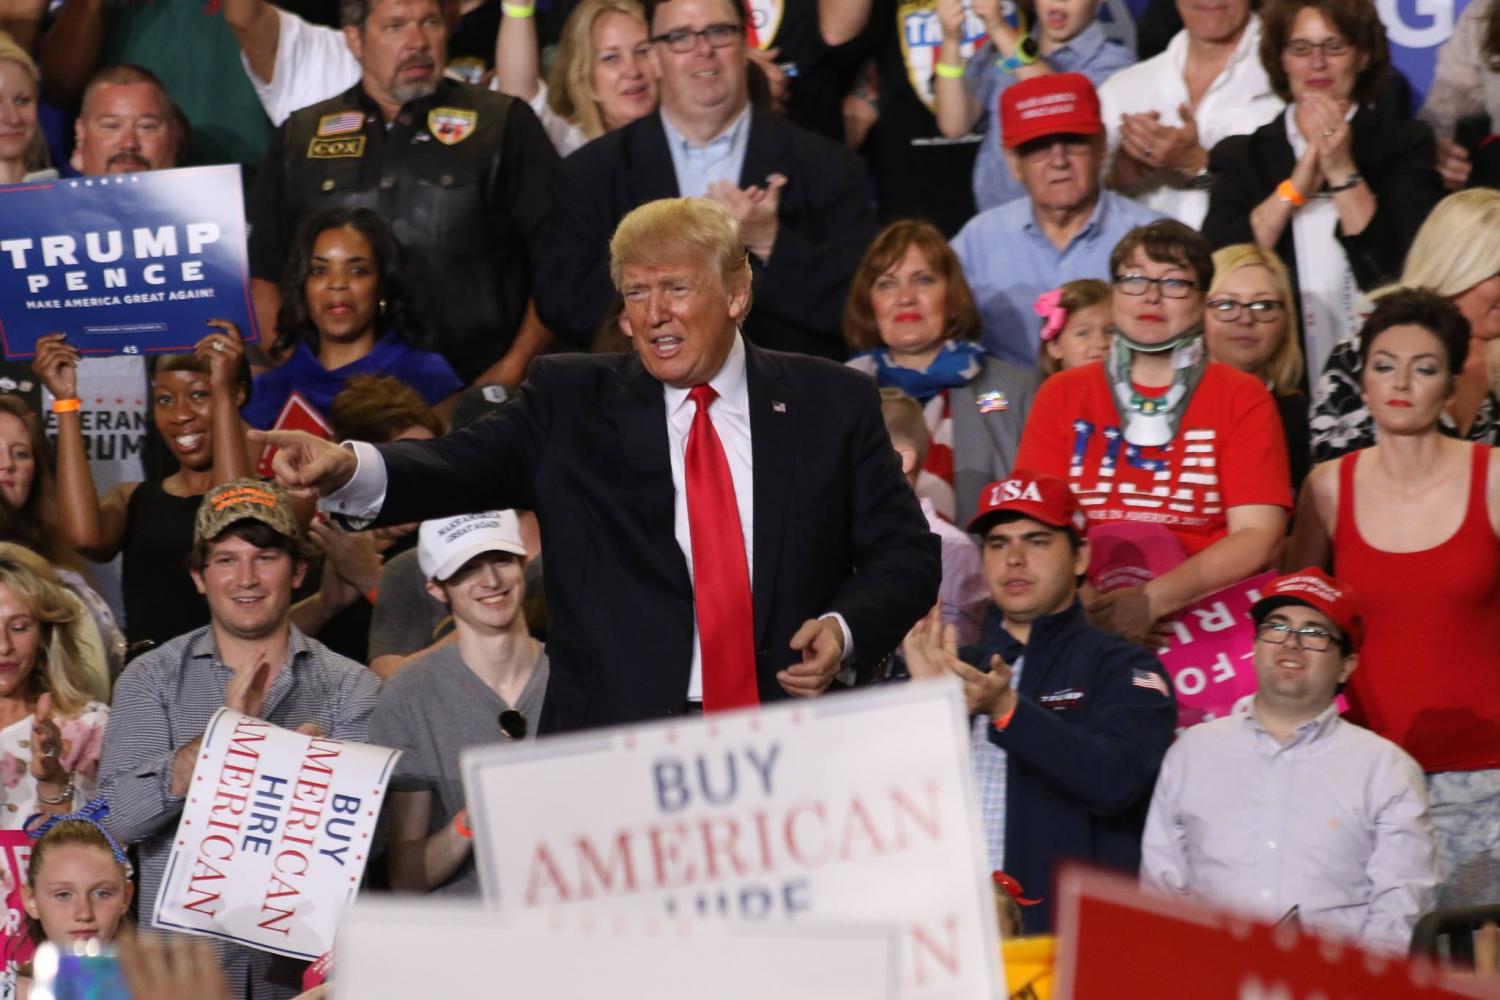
[1283,37,1352,58]
[651,23,742,53]
[1113,273,1198,298]
[1255,620,1338,652]
[499,710,528,740]
[1206,298,1286,323]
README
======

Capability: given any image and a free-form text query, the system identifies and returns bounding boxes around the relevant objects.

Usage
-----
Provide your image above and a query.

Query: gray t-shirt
[368,640,549,896]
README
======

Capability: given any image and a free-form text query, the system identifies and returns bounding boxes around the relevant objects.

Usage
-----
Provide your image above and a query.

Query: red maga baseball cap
[1250,567,1364,651]
[968,470,1086,536]
[1000,72,1103,149]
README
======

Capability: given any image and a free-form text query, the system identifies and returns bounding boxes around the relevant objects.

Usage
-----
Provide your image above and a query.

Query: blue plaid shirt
[99,625,379,1000]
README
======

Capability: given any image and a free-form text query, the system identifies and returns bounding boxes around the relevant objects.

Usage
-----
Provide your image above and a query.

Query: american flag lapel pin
[772,401,787,413]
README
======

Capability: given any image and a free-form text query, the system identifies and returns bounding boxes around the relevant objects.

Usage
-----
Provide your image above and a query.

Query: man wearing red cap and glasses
[1141,567,1435,952]
[904,469,1175,934]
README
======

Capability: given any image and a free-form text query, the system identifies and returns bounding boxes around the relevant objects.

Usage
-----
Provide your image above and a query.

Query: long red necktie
[685,384,759,711]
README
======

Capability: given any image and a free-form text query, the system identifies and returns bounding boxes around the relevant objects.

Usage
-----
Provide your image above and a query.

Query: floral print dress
[0,703,108,829]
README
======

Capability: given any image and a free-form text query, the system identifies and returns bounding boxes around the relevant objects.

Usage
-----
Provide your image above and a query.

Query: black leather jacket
[249,79,558,381]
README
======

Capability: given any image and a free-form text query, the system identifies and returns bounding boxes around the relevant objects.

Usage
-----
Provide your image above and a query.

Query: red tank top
[1333,444,1500,772]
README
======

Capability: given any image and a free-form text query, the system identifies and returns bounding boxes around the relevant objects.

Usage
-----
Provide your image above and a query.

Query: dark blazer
[367,343,940,733]
[534,108,877,359]
[969,600,1177,934]
[1203,105,1443,371]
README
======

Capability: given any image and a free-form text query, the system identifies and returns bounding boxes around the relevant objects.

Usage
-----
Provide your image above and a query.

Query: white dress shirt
[1098,16,1284,228]
[1140,701,1435,953]
[322,333,851,701]
[665,333,755,699]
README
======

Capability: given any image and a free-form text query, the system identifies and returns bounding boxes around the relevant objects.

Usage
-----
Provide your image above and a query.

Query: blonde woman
[0,32,51,184]
[1204,244,1310,487]
[0,543,110,827]
[494,0,657,156]
[1309,187,1500,462]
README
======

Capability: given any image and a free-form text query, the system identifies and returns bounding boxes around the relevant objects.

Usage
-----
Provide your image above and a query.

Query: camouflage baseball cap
[194,479,300,545]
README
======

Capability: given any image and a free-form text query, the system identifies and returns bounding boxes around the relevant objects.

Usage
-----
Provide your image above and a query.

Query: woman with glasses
[1014,221,1292,643]
[1204,244,1311,488]
[1201,0,1443,385]
[1288,288,1500,910]
[1309,189,1500,463]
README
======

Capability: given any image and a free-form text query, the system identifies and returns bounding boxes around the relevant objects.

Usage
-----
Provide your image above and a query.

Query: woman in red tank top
[1289,289,1500,908]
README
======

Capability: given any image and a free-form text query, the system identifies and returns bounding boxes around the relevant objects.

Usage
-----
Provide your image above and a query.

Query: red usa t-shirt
[1014,362,1292,554]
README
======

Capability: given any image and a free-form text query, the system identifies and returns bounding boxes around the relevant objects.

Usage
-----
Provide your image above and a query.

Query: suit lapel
[738,108,789,192]
[631,112,683,202]
[604,355,689,591]
[746,342,797,644]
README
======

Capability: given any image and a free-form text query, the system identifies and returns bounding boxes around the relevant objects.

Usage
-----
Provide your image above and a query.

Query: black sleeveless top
[121,480,208,655]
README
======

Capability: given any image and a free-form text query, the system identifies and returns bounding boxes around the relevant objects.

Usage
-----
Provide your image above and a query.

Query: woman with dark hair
[1289,288,1500,911]
[243,207,462,430]
[1202,0,1444,384]
[843,219,1036,525]
[34,324,253,657]
[1015,220,1292,642]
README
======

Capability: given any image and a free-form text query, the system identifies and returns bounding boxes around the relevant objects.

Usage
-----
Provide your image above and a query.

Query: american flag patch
[1131,670,1171,697]
[317,112,366,136]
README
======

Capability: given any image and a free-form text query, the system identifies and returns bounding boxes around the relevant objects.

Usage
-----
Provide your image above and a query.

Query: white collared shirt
[1098,15,1285,228]
[664,333,755,698]
[1283,105,1363,382]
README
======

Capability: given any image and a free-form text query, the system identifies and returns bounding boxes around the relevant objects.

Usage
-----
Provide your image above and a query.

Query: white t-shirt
[240,8,361,126]
[1098,16,1284,228]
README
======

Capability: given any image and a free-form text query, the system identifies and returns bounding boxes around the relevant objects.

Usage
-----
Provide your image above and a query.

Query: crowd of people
[0,0,1498,993]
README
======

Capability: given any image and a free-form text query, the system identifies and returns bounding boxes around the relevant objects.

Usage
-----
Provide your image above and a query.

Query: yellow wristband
[51,397,80,414]
[501,1,534,16]
[934,61,965,79]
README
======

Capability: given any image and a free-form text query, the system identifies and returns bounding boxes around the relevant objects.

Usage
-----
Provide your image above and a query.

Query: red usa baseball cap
[1250,567,1364,651]
[1000,72,1103,149]
[968,470,1086,536]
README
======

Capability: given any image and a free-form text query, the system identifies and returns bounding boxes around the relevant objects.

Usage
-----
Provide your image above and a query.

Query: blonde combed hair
[610,197,751,308]
[0,32,51,174]
[546,0,650,141]
[0,544,107,715]
[1208,244,1305,396]
[1380,188,1500,300]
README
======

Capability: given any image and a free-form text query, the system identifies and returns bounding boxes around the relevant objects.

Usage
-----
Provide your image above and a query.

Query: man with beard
[248,0,558,384]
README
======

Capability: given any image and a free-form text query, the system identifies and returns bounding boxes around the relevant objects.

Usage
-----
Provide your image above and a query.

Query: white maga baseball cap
[418,511,527,582]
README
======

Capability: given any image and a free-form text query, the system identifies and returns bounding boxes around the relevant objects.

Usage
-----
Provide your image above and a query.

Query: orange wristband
[992,704,1018,732]
[363,587,379,605]
[51,398,80,414]
[1276,179,1306,207]
[453,809,473,839]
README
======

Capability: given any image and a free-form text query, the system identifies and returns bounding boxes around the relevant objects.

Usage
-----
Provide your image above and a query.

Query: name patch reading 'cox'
[307,136,366,159]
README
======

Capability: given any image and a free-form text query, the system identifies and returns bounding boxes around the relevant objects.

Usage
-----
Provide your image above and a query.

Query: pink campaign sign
[0,829,34,972]
[1155,572,1276,731]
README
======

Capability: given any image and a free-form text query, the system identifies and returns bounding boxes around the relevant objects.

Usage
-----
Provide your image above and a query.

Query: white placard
[154,708,400,959]
[334,899,898,999]
[462,681,1001,998]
